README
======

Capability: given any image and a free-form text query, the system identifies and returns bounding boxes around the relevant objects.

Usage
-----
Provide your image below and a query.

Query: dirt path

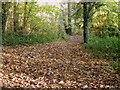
[70,35,83,42]
[1,38,120,89]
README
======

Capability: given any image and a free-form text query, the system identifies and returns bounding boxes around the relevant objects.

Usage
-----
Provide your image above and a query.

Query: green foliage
[28,4,60,32]
[111,61,120,74]
[3,31,69,46]
[92,25,119,38]
[85,35,119,73]
[89,2,118,37]
[39,5,60,16]
[86,35,119,56]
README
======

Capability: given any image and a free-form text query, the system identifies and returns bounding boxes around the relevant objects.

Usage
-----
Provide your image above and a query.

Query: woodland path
[70,35,83,42]
[1,35,120,89]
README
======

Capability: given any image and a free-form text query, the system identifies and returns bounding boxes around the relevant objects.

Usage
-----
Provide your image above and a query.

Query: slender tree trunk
[0,2,2,43]
[60,4,68,34]
[118,2,120,31]
[23,2,28,31]
[67,2,72,35]
[2,3,7,34]
[83,2,88,43]
[13,2,19,32]
[118,2,120,43]
[26,4,32,33]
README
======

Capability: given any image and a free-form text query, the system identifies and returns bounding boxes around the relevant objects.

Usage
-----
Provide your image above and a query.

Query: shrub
[86,35,119,56]
[85,35,119,74]
[3,31,70,46]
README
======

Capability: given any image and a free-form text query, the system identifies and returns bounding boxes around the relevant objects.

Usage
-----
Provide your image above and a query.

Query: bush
[3,31,70,46]
[92,25,119,38]
[85,35,119,74]
[86,35,119,56]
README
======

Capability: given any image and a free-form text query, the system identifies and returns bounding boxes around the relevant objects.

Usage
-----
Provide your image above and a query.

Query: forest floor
[1,35,120,89]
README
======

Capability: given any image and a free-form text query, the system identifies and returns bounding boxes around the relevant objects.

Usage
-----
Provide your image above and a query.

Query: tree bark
[13,2,19,32]
[23,2,28,31]
[83,2,88,43]
[118,2,120,31]
[2,2,7,34]
[67,2,72,35]
[0,2,2,44]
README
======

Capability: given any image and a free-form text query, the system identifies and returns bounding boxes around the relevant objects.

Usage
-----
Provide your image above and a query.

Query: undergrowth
[85,35,120,74]
[3,31,70,46]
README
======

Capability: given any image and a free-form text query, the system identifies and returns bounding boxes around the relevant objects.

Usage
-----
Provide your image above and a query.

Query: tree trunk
[0,2,2,43]
[23,2,28,31]
[83,2,88,43]
[118,2,120,31]
[2,3,7,34]
[67,2,72,35]
[13,2,19,32]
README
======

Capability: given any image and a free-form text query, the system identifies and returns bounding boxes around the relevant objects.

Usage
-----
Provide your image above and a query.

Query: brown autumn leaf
[1,40,120,88]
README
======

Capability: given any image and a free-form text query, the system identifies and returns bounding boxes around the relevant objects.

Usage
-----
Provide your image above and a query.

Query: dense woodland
[1,1,120,89]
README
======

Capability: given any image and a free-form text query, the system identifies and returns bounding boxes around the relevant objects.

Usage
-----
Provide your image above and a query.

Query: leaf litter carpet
[1,41,120,89]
